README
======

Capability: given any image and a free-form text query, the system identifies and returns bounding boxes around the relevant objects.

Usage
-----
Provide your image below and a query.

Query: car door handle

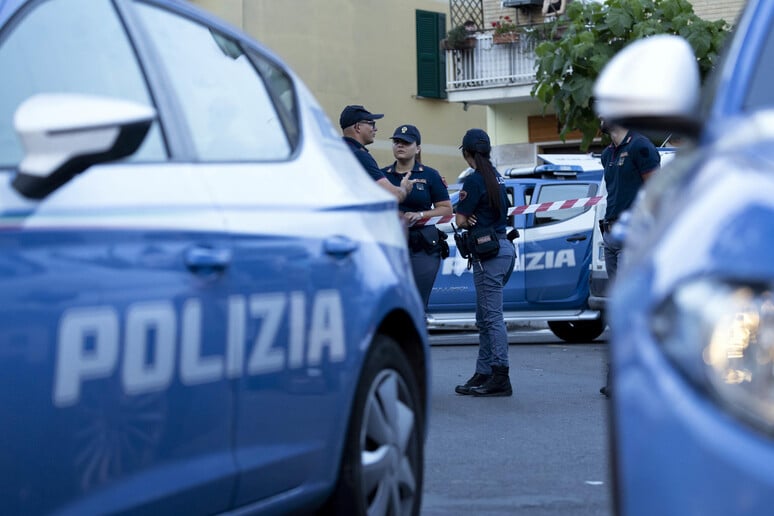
[184,245,232,273]
[566,235,587,242]
[324,235,359,258]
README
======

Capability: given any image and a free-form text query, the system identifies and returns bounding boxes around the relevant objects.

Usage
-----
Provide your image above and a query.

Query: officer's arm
[431,200,453,218]
[639,145,661,183]
[455,212,477,228]
[376,177,409,202]
[641,168,658,183]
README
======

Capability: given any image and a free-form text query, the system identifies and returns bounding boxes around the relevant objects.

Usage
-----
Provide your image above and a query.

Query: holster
[409,226,447,256]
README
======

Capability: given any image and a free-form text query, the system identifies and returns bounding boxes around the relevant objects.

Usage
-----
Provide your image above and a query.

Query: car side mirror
[594,35,702,138]
[13,93,156,200]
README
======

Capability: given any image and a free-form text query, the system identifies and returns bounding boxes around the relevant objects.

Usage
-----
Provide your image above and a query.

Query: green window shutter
[416,10,446,99]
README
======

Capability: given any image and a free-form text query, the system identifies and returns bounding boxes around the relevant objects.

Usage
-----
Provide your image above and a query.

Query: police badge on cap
[390,124,421,145]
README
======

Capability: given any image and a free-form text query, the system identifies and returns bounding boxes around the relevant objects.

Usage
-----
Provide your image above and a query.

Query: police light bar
[503,164,581,179]
[503,166,538,178]
[534,164,582,177]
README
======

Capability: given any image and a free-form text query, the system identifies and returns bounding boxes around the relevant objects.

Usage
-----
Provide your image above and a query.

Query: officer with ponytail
[453,129,517,397]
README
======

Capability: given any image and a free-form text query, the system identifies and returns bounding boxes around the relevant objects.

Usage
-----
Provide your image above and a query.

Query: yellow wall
[691,0,745,23]
[487,103,539,146]
[191,0,487,184]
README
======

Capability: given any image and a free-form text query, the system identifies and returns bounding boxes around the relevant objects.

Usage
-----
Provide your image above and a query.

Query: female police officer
[453,129,516,397]
[381,124,451,309]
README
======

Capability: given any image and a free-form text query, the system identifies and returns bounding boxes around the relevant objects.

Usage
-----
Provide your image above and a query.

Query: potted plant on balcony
[491,15,520,44]
[441,24,477,50]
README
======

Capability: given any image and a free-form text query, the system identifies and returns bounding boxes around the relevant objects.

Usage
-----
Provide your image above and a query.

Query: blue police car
[594,1,774,514]
[427,158,607,342]
[0,1,430,514]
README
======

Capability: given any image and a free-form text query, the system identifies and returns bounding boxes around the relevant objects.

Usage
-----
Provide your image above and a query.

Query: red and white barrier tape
[408,195,603,227]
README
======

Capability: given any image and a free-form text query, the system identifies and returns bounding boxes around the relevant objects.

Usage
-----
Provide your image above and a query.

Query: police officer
[599,119,660,280]
[340,104,412,201]
[598,119,660,398]
[382,124,452,309]
[453,129,516,397]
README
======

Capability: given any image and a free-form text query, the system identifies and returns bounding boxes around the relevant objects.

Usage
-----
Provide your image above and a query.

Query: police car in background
[0,1,430,515]
[595,0,774,514]
[427,156,606,343]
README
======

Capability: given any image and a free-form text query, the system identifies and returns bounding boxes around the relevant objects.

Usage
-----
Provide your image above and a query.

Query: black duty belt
[599,218,618,234]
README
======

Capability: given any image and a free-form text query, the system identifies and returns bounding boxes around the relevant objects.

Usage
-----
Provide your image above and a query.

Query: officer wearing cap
[453,128,516,398]
[340,105,412,201]
[599,119,660,281]
[598,118,660,398]
[381,124,452,308]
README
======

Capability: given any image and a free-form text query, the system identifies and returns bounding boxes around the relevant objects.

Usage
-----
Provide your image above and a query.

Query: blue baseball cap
[460,128,491,154]
[339,105,384,129]
[390,124,421,145]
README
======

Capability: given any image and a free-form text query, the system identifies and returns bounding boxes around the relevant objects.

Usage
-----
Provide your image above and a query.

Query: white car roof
[537,154,603,171]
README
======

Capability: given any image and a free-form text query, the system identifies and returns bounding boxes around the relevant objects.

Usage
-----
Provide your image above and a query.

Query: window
[135,3,293,161]
[0,0,165,168]
[534,183,598,226]
[249,51,300,151]
[744,21,774,111]
[416,10,447,99]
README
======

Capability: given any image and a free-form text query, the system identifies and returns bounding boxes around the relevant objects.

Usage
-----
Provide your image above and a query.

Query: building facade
[444,0,746,166]
[190,0,745,176]
[191,0,487,183]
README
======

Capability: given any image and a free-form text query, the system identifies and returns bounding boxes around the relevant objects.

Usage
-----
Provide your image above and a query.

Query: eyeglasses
[358,120,376,128]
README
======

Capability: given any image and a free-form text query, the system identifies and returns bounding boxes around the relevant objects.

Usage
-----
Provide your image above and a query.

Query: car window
[134,3,292,161]
[0,0,165,168]
[744,22,774,110]
[248,50,300,151]
[534,183,598,226]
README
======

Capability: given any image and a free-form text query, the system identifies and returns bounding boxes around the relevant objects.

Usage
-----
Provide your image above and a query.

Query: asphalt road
[421,328,612,516]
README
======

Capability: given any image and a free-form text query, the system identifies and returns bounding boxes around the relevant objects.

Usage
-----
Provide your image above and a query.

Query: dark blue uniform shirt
[382,161,449,213]
[601,131,660,220]
[343,136,386,182]
[455,169,509,233]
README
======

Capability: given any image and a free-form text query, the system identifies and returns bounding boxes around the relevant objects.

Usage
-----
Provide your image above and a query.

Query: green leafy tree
[531,0,730,150]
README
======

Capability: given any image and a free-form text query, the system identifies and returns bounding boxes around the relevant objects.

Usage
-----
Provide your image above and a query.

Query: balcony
[444,32,538,105]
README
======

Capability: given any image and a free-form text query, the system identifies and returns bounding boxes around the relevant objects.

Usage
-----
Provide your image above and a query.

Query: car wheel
[326,335,424,516]
[548,320,606,343]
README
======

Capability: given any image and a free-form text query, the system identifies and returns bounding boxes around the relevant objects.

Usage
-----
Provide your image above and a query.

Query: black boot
[600,364,611,398]
[471,365,512,397]
[455,372,491,395]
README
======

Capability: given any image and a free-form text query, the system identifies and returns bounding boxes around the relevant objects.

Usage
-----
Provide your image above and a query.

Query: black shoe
[599,386,610,398]
[471,365,512,397]
[455,372,491,395]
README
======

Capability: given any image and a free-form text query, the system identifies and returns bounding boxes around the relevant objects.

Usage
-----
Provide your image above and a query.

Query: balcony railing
[445,32,538,92]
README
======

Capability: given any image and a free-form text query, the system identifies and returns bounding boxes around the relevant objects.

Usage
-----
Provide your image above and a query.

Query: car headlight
[651,278,774,432]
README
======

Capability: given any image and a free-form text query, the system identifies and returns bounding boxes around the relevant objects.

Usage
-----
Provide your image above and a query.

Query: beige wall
[690,0,745,23]
[192,0,487,184]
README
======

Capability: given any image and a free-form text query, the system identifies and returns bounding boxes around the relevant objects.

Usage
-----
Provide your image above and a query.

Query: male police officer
[340,105,412,201]
[599,119,660,280]
[599,119,660,398]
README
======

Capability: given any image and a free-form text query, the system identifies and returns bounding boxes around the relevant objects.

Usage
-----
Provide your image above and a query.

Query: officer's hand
[400,171,414,195]
[404,211,423,223]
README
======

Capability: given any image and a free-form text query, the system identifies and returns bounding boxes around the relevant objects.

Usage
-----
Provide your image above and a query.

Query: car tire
[548,320,606,343]
[325,335,424,516]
